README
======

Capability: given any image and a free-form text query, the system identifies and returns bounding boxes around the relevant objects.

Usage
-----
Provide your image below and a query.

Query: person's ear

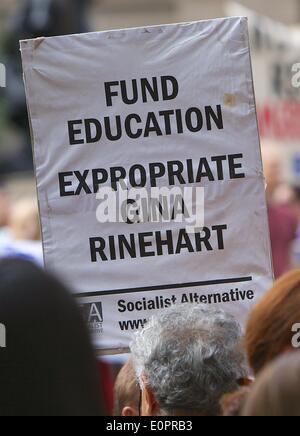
[141,382,157,416]
[122,406,139,417]
[238,378,254,387]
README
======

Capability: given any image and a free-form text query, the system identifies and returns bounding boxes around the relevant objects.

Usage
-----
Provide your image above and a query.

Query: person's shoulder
[271,204,299,238]
[270,203,297,220]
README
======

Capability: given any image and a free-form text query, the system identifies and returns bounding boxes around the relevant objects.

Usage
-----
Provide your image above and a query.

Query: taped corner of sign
[33,37,46,50]
[239,16,248,23]
[20,37,45,52]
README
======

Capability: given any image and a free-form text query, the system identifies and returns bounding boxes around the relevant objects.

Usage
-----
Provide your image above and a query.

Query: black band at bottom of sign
[76,276,253,298]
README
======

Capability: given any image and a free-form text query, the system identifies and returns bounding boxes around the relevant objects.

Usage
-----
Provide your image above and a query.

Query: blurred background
[0,0,300,412]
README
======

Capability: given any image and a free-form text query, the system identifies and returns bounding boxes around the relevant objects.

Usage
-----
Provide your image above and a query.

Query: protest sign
[21,17,273,353]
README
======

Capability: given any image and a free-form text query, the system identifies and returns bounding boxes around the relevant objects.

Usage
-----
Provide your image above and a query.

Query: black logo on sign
[82,302,103,334]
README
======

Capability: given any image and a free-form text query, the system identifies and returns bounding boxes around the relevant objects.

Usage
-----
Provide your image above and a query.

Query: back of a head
[242,353,300,416]
[245,269,300,375]
[131,304,247,416]
[0,259,103,416]
[113,359,140,416]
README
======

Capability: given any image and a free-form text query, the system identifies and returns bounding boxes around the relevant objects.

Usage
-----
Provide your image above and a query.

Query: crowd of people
[0,256,300,416]
[113,271,300,417]
[1,87,300,418]
[0,137,300,416]
[0,0,300,419]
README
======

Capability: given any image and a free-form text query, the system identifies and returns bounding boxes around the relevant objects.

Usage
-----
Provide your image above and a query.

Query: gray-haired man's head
[130,304,247,416]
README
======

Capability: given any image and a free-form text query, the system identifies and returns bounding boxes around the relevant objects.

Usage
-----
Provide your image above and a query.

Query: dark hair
[0,259,103,416]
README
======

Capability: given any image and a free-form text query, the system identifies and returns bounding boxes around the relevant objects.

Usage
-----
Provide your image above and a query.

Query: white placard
[21,17,273,353]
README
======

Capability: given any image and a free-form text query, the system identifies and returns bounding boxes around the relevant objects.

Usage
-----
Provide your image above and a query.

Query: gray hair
[130,304,247,415]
